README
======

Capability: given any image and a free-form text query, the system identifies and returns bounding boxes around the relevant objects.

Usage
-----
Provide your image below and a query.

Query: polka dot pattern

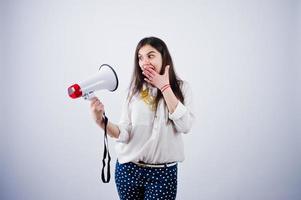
[115,161,177,200]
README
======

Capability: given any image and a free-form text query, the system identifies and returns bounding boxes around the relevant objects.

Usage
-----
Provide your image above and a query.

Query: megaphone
[68,64,119,100]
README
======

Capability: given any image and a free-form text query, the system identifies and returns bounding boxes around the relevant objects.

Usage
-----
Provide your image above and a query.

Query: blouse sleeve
[168,81,195,133]
[115,98,132,143]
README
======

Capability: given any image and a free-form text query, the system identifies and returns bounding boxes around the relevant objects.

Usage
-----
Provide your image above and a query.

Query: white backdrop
[1,0,300,200]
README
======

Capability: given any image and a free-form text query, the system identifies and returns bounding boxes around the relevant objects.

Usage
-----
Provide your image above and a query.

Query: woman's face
[138,44,163,74]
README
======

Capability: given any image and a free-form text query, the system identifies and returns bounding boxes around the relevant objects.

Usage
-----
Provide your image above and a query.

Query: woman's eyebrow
[147,51,156,55]
[138,51,156,56]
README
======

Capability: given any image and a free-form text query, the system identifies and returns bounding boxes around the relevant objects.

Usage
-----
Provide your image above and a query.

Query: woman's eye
[148,55,154,59]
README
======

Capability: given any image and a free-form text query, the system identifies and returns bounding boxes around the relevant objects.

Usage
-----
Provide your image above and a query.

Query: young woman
[90,36,194,200]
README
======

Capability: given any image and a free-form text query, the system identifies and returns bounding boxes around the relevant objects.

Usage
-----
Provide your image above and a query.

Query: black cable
[101,113,111,183]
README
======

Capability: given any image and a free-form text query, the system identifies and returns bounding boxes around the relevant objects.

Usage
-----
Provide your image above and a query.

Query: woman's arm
[98,121,120,139]
[90,97,120,139]
[168,82,195,133]
[161,86,179,114]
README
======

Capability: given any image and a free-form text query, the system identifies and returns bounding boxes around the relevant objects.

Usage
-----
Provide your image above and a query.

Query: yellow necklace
[140,87,157,111]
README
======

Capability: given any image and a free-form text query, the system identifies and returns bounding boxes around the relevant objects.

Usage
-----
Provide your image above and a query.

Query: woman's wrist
[160,83,170,93]
[96,118,105,129]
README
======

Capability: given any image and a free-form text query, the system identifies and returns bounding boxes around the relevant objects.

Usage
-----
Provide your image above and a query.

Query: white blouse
[115,81,194,164]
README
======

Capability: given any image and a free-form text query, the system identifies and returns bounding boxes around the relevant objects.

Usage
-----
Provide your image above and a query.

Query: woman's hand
[143,65,170,90]
[90,97,105,128]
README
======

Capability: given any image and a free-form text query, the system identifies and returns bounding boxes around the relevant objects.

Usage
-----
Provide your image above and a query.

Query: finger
[142,71,148,77]
[90,99,98,107]
[93,102,103,111]
[145,67,156,76]
[144,65,155,71]
[90,97,98,101]
[91,99,99,107]
[144,78,151,83]
[95,102,101,110]
[90,97,97,104]
[96,104,104,112]
[146,68,157,78]
[143,70,152,79]
[91,99,102,109]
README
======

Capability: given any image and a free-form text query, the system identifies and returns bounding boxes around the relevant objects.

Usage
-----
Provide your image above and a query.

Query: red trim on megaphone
[68,84,82,99]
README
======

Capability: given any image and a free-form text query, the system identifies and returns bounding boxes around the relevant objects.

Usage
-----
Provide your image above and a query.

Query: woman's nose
[142,58,150,64]
[141,58,150,68]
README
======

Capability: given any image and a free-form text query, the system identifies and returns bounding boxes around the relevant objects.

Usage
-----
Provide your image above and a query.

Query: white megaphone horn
[68,64,119,100]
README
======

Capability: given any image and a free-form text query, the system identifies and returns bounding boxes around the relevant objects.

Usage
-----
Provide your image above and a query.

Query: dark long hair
[128,37,184,108]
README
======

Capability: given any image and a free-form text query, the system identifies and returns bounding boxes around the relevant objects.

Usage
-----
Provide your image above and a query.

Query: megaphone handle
[101,113,111,183]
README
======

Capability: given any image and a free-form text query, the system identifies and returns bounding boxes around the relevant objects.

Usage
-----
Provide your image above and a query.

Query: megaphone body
[68,64,119,100]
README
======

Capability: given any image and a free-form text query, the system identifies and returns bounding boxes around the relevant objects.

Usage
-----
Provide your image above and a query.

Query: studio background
[1,0,300,200]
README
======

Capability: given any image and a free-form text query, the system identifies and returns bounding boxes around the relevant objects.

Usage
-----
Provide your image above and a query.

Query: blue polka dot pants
[115,161,178,200]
